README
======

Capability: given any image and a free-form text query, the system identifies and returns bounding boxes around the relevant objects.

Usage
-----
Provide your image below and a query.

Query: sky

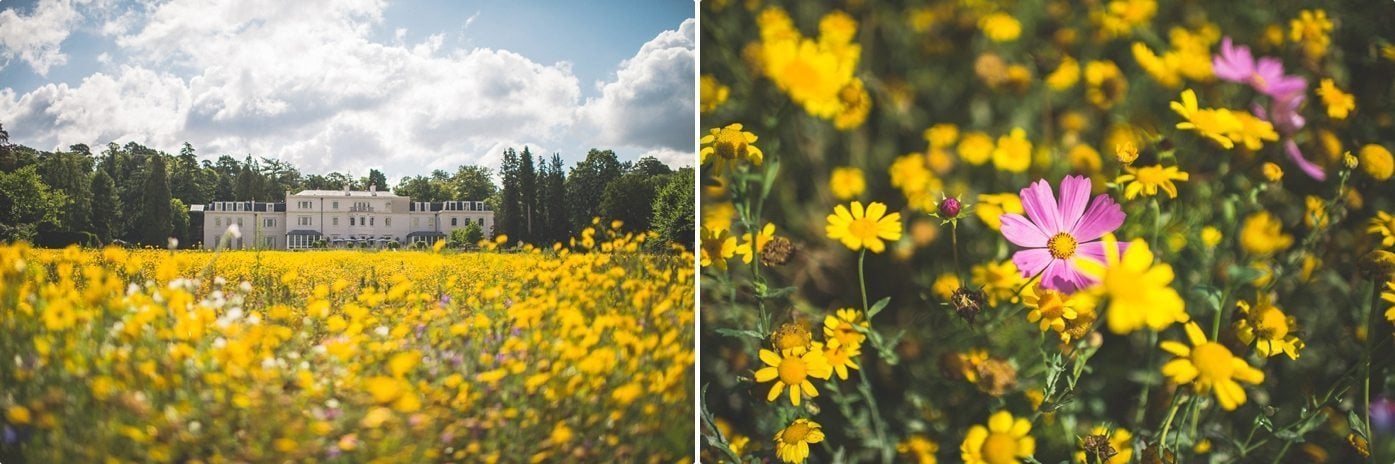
[0,0,695,184]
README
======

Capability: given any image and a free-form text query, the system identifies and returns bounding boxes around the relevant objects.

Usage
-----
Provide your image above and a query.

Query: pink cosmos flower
[1253,94,1327,181]
[1000,175,1126,293]
[1213,37,1307,100]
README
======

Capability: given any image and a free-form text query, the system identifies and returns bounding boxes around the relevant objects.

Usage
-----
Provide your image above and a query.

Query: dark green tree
[170,198,189,248]
[138,155,173,246]
[451,165,497,200]
[89,169,120,243]
[366,169,388,191]
[542,154,568,243]
[518,147,538,242]
[39,149,93,234]
[630,156,673,177]
[565,149,623,230]
[599,173,660,234]
[650,168,695,250]
[0,166,66,242]
[235,157,258,201]
[497,148,522,239]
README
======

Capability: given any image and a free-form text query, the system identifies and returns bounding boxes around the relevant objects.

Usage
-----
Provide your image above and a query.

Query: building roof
[286,230,323,236]
[291,189,404,198]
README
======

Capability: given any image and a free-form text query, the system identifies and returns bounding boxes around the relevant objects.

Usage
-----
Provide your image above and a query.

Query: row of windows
[210,202,276,212]
[290,200,393,213]
[216,215,485,229]
[213,217,279,228]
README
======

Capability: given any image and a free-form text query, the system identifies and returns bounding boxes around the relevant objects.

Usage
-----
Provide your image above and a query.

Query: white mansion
[197,185,493,250]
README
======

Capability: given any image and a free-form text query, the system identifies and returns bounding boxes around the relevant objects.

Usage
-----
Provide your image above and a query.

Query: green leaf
[760,156,781,200]
[714,328,764,340]
[867,297,891,318]
[1347,410,1367,438]
[757,286,797,300]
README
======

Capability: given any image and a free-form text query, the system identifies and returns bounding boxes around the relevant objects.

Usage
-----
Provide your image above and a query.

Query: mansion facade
[198,185,493,250]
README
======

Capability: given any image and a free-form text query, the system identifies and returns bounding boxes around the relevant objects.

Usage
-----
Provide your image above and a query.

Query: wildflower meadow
[0,225,694,462]
[700,1,1395,463]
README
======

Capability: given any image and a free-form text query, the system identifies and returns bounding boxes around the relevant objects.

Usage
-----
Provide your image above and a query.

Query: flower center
[1047,233,1078,259]
[714,128,746,160]
[1136,165,1168,184]
[778,356,808,385]
[1191,342,1236,380]
[1255,306,1289,339]
[848,217,880,240]
[1250,73,1268,91]
[982,432,1020,464]
[781,422,810,443]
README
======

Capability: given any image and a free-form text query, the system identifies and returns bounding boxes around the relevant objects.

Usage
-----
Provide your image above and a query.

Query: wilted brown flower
[761,236,795,266]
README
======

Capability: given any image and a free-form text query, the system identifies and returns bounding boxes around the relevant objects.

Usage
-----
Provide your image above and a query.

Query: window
[264,218,275,228]
[350,217,356,226]
[333,201,339,210]
[451,217,458,227]
[478,218,484,226]
[237,218,243,226]
[385,217,391,227]
[215,218,222,227]
[298,216,311,226]
[370,217,375,226]
[333,217,339,226]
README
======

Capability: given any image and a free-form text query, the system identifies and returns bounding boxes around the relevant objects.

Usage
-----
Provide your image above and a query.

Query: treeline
[389,146,694,249]
[0,123,694,250]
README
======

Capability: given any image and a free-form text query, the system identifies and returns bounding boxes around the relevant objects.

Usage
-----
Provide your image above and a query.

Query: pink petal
[1042,260,1092,293]
[1076,239,1129,265]
[1020,179,1063,234]
[1285,139,1326,181]
[1000,213,1049,247]
[1012,248,1053,279]
[1071,194,1125,242]
[1057,175,1091,231]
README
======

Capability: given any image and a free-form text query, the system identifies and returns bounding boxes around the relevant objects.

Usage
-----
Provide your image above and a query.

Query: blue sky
[0,0,694,181]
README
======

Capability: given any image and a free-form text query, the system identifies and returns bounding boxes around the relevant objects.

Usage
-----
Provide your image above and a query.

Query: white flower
[226,224,242,239]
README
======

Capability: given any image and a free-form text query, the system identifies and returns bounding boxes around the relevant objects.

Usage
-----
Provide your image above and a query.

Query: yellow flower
[961,410,1035,464]
[761,35,857,118]
[1045,56,1080,91]
[550,421,574,445]
[829,166,866,200]
[1085,60,1128,109]
[1316,79,1355,120]
[754,348,832,406]
[1068,144,1102,174]
[1097,0,1157,38]
[772,322,814,355]
[1080,237,1188,334]
[824,339,861,380]
[958,132,995,165]
[1133,42,1181,88]
[979,12,1021,42]
[1289,9,1333,60]
[700,123,765,172]
[700,74,730,113]
[1304,196,1329,229]
[1368,211,1395,248]
[6,405,31,425]
[1073,426,1134,464]
[1383,281,1395,324]
[736,223,777,264]
[971,259,1025,306]
[833,78,872,130]
[1228,112,1279,151]
[774,418,826,463]
[932,272,961,300]
[925,123,960,149]
[1261,162,1284,182]
[1160,322,1266,411]
[1023,284,1097,335]
[826,201,903,253]
[1116,164,1190,199]
[992,128,1033,173]
[1114,142,1139,165]
[823,308,869,349]
[1171,89,1239,149]
[700,226,737,270]
[975,193,1024,231]
[1360,144,1394,181]
[1239,211,1292,256]
[1234,295,1304,359]
[898,434,940,464]
[1200,227,1223,248]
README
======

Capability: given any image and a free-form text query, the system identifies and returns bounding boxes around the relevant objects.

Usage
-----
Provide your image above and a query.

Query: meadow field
[701,1,1395,462]
[0,226,694,462]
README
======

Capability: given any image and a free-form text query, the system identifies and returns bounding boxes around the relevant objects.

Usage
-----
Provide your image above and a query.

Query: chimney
[370,184,377,196]
[344,184,349,196]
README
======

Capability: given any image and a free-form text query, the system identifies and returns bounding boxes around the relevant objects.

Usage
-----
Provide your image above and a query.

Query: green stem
[1133,331,1159,425]
[859,366,893,464]
[1212,283,1234,340]
[1365,280,1379,449]
[952,221,963,282]
[1159,392,1187,454]
[859,249,869,312]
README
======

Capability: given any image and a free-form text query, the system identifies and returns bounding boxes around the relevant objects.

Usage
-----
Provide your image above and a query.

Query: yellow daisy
[824,339,861,380]
[1316,79,1355,120]
[961,410,1035,464]
[1234,295,1304,360]
[700,226,737,271]
[826,201,903,253]
[700,123,765,172]
[754,347,833,406]
[1160,322,1266,411]
[1116,164,1190,199]
[829,166,866,200]
[774,418,826,463]
[1368,211,1395,248]
[1171,89,1239,149]
[736,223,777,264]
[823,308,869,348]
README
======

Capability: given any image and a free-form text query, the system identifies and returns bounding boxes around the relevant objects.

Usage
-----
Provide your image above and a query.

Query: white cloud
[581,17,694,153]
[0,0,83,75]
[0,0,694,179]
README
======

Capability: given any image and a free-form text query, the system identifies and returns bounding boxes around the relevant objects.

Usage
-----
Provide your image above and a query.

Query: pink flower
[1213,37,1307,100]
[1000,175,1126,293]
[1253,94,1327,181]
